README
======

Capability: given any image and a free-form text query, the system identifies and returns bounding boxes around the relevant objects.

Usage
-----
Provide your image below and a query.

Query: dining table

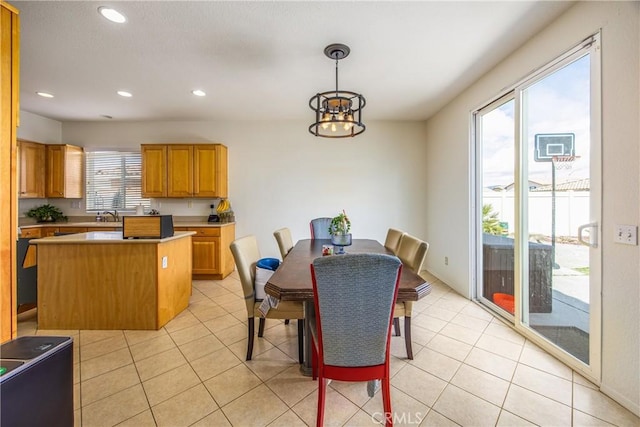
[265,238,432,375]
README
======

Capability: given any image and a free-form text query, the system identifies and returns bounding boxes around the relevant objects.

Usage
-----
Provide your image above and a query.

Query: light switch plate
[614,225,637,245]
[162,256,168,268]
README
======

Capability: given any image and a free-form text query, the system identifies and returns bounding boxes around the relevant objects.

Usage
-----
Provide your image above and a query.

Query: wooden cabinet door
[141,145,167,197]
[192,237,219,274]
[63,145,84,198]
[167,145,193,197]
[18,140,45,198]
[46,145,65,197]
[193,145,217,198]
[45,144,83,198]
[41,227,59,237]
[214,144,228,198]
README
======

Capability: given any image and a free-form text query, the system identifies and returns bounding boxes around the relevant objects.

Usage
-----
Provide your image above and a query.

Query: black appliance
[0,336,74,427]
[16,238,37,309]
[208,204,219,222]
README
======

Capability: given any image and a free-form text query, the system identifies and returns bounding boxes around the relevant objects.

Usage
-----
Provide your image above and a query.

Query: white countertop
[30,230,196,244]
[19,220,235,229]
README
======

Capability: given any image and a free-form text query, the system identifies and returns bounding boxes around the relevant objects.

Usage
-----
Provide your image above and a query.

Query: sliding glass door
[475,35,601,379]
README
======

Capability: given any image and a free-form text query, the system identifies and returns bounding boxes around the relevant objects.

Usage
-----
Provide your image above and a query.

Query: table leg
[300,300,315,376]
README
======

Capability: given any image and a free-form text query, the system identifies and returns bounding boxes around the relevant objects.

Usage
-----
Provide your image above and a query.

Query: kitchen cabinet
[167,145,193,197]
[193,145,227,198]
[18,140,45,198]
[41,227,59,237]
[174,224,235,279]
[32,231,193,330]
[141,144,228,198]
[46,144,84,198]
[141,145,167,197]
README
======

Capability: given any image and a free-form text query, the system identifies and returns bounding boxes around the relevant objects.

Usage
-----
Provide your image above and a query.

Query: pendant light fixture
[309,43,366,138]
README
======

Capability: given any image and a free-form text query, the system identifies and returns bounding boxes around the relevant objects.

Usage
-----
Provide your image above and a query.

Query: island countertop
[30,230,196,244]
[34,230,194,330]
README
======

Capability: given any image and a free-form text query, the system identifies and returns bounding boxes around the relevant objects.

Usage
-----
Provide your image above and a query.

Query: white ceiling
[14,1,574,123]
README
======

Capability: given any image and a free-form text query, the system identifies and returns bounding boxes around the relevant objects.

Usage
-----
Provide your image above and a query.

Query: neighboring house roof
[486,178,590,192]
[531,178,590,192]
[487,181,544,191]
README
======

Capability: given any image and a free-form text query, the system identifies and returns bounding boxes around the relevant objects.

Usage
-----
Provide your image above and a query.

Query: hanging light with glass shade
[309,44,366,138]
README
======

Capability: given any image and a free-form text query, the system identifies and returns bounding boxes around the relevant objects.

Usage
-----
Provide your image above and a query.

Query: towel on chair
[258,294,280,316]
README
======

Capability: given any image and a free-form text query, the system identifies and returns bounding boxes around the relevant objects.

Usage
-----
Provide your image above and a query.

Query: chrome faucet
[105,210,119,222]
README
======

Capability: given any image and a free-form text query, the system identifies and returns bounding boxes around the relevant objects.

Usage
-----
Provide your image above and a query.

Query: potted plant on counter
[329,210,352,254]
[26,204,67,223]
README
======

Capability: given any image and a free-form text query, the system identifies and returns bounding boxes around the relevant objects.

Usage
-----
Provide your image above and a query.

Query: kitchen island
[30,231,195,330]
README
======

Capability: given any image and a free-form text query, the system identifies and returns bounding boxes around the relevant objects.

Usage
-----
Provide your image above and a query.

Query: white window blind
[85,151,150,211]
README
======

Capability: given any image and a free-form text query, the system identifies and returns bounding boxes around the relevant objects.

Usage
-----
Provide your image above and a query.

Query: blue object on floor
[257,258,280,271]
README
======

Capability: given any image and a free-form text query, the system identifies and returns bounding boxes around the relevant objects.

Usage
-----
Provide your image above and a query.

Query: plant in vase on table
[329,210,352,253]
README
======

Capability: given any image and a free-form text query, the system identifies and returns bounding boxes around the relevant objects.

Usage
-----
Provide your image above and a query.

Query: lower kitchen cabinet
[175,224,235,279]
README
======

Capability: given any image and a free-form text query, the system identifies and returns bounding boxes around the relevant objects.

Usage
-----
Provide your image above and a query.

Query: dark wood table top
[265,239,432,302]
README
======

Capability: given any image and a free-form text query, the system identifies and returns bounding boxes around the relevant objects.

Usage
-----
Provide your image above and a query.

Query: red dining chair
[309,253,402,427]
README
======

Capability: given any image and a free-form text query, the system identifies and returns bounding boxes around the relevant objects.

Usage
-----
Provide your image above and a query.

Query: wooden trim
[1,2,19,342]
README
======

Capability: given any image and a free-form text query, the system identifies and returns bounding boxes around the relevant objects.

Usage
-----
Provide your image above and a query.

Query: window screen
[85,151,150,211]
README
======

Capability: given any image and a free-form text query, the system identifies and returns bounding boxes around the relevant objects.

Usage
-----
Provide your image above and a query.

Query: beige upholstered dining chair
[273,227,294,259]
[392,233,429,359]
[230,235,305,362]
[384,228,406,254]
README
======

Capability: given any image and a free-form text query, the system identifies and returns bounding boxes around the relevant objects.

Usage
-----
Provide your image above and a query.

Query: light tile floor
[17,271,639,426]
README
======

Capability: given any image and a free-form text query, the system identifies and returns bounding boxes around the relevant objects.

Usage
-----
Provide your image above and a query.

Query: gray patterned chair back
[311,253,402,367]
[310,217,332,239]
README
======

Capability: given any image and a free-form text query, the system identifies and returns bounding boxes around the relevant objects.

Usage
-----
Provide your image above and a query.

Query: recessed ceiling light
[117,91,132,97]
[98,7,126,24]
[192,89,206,97]
[36,92,54,98]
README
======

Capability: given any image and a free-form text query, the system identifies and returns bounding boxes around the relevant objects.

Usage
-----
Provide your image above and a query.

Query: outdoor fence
[484,190,590,237]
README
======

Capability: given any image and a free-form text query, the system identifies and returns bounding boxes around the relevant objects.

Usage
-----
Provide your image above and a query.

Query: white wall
[55,120,429,260]
[423,1,638,415]
[17,110,62,143]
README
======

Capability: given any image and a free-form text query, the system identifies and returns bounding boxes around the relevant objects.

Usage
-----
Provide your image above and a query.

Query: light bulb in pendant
[331,123,337,132]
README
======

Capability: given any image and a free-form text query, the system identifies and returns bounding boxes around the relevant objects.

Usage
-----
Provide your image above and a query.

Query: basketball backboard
[534,133,575,162]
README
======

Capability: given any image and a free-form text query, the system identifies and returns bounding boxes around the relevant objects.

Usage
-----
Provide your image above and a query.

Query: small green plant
[482,204,504,235]
[329,210,351,235]
[26,204,67,223]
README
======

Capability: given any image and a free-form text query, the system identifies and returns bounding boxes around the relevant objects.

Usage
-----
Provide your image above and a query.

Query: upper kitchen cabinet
[141,145,167,197]
[18,140,45,198]
[193,145,227,198]
[167,144,194,197]
[45,144,84,198]
[141,144,228,198]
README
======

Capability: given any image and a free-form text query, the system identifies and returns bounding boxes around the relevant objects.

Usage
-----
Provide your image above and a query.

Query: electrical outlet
[188,200,192,208]
[445,256,449,266]
[162,256,168,268]
[614,225,638,245]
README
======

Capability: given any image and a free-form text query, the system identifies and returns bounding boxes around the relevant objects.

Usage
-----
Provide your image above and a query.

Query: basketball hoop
[552,155,579,170]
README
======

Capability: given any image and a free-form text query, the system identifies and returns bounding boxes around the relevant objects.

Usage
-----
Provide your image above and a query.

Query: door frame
[472,34,602,383]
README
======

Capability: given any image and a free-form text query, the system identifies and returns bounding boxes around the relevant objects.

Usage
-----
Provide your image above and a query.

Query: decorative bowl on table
[330,233,352,254]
